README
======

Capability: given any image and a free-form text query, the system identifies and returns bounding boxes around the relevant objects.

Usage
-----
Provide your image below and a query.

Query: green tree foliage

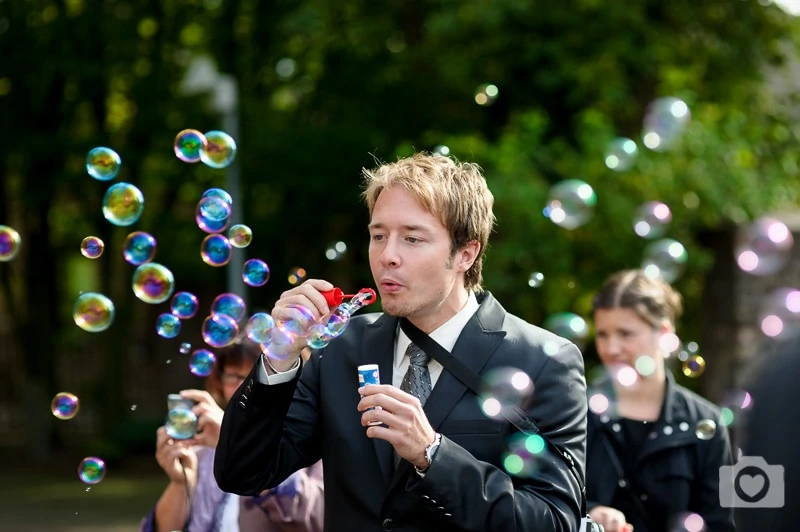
[1,0,799,454]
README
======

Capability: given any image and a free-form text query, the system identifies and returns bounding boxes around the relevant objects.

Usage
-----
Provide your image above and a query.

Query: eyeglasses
[221,372,249,385]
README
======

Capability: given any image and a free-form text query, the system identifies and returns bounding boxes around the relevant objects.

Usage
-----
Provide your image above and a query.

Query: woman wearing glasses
[142,339,324,532]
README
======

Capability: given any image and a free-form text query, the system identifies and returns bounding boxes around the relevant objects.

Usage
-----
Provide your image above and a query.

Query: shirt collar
[395,291,480,365]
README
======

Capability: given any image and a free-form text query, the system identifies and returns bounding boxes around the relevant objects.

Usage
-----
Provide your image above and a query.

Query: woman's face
[220,362,251,403]
[594,307,669,377]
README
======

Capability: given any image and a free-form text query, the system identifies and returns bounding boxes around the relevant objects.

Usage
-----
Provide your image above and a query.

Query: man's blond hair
[361,152,495,291]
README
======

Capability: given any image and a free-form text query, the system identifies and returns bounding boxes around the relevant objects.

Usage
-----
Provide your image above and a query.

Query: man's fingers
[180,389,213,405]
[359,384,416,403]
[359,391,418,414]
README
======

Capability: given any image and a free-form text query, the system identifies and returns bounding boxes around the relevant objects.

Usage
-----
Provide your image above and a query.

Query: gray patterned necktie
[400,342,432,406]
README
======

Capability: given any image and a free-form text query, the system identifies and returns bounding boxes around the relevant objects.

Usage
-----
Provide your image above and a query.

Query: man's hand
[268,279,334,372]
[180,389,224,448]
[589,506,633,532]
[358,384,436,469]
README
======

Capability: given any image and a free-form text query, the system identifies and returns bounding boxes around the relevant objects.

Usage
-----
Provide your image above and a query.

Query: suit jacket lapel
[389,293,507,491]
[362,313,399,487]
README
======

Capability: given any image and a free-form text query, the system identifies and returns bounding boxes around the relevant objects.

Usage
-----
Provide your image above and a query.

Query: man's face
[368,187,470,329]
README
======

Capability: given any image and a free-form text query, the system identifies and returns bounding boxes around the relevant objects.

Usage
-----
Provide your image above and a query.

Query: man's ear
[456,240,481,273]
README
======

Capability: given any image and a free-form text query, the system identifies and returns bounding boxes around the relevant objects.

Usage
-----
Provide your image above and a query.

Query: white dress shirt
[257,292,480,387]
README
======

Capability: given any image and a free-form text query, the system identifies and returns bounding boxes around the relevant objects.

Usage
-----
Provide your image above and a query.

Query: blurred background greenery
[3,0,800,527]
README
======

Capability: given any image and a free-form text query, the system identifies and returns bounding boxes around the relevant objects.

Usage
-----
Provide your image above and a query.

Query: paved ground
[0,453,167,531]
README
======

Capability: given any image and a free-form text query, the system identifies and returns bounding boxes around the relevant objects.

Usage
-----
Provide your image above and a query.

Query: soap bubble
[123,231,156,265]
[479,367,534,419]
[642,97,691,151]
[287,267,307,286]
[735,217,794,276]
[325,241,348,261]
[474,84,499,106]
[51,392,79,420]
[542,312,590,350]
[544,180,596,230]
[642,239,688,283]
[174,129,207,163]
[201,188,233,205]
[200,130,237,169]
[156,313,181,338]
[86,147,121,181]
[132,263,175,304]
[78,457,106,485]
[201,313,239,348]
[757,287,800,339]
[527,272,544,288]
[189,349,217,377]
[0,225,22,261]
[682,355,706,378]
[102,182,144,226]
[80,236,104,259]
[695,419,717,440]
[634,201,672,239]
[604,138,638,172]
[228,224,253,248]
[243,259,270,287]
[196,196,231,234]
[211,293,247,322]
[171,291,199,319]
[200,234,232,267]
[246,312,275,344]
[73,292,115,332]
[179,342,192,354]
[165,407,198,439]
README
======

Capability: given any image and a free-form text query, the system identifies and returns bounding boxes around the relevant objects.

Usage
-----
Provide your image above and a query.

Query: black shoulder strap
[399,318,588,516]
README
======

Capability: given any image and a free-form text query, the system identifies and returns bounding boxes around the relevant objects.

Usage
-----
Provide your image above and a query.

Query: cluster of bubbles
[256,290,376,364]
[174,129,238,169]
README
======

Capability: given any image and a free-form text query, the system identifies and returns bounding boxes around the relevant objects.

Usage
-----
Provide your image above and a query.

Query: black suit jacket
[215,292,588,531]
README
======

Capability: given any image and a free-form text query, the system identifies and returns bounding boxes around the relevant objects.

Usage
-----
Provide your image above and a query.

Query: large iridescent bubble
[246,313,275,344]
[102,182,145,226]
[202,313,239,348]
[174,129,207,163]
[51,392,80,420]
[200,130,237,169]
[78,457,106,485]
[542,312,590,351]
[123,231,157,265]
[86,147,121,181]
[201,234,232,267]
[189,349,216,377]
[171,291,199,319]
[73,292,115,332]
[243,259,270,287]
[80,236,104,259]
[211,293,247,322]
[132,263,175,304]
[0,225,21,262]
[479,367,535,420]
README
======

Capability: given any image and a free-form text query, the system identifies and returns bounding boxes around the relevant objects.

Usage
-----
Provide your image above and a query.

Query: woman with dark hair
[586,270,735,532]
[142,340,324,532]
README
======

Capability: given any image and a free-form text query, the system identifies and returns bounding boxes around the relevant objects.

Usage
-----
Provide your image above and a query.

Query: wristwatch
[415,433,442,477]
